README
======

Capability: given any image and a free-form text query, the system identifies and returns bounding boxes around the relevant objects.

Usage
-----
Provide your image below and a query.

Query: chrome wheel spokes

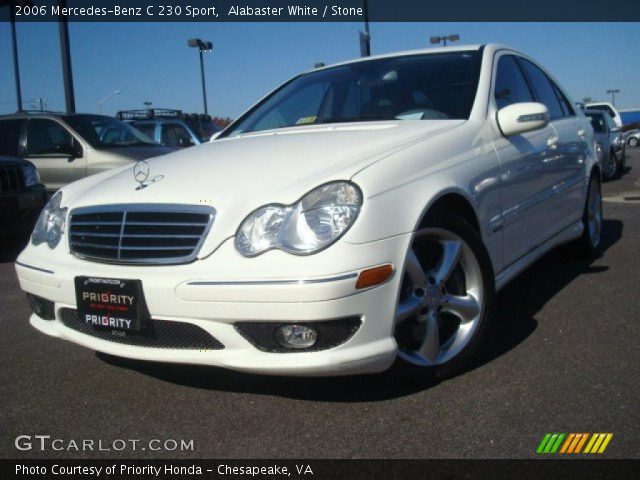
[395,228,484,367]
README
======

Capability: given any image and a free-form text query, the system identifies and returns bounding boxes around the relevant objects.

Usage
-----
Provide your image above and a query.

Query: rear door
[25,118,86,192]
[491,53,562,266]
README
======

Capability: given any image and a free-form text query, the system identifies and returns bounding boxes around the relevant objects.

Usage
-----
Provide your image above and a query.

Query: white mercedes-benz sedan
[16,44,602,378]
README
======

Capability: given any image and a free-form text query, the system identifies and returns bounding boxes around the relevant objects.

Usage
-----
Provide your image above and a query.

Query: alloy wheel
[394,228,484,367]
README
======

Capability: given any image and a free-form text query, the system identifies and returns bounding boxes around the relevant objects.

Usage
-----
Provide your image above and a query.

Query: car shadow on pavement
[97,220,623,402]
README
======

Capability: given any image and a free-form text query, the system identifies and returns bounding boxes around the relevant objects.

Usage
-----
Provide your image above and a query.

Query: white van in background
[585,102,623,127]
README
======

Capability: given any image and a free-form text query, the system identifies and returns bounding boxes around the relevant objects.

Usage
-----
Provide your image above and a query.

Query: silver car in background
[583,109,624,180]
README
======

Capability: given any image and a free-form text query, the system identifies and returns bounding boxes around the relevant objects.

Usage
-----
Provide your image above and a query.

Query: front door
[25,118,86,192]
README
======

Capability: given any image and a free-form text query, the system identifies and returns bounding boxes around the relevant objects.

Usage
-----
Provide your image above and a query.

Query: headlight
[32,191,67,249]
[21,163,40,188]
[236,181,362,257]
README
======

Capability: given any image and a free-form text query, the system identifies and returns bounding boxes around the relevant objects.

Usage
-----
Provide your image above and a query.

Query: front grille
[68,204,215,265]
[0,166,25,193]
[59,308,224,350]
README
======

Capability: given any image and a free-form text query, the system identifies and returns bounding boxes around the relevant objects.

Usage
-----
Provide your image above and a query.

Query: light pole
[98,89,121,114]
[606,89,620,107]
[359,0,370,57]
[430,34,460,47]
[187,38,213,115]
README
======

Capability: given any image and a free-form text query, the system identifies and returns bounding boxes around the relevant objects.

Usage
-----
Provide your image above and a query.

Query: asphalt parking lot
[1,150,639,460]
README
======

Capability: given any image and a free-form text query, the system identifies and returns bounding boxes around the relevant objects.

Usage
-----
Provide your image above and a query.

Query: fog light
[26,293,55,320]
[275,324,318,349]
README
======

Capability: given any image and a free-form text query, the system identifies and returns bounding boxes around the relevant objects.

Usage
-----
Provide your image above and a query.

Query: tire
[394,212,495,380]
[602,151,618,181]
[619,146,626,175]
[573,175,603,257]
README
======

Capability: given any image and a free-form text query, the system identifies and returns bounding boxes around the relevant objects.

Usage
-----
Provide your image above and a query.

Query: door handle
[547,135,559,149]
[577,128,586,138]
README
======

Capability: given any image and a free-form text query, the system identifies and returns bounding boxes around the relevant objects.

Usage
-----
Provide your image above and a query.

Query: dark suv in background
[0,156,46,238]
[0,112,174,192]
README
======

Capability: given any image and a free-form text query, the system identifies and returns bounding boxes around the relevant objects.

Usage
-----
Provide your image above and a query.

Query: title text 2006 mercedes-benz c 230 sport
[16,44,602,378]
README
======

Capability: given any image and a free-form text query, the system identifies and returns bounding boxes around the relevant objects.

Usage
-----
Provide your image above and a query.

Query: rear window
[0,119,23,156]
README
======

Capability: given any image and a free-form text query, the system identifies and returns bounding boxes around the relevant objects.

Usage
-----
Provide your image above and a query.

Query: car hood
[65,120,463,255]
[102,145,176,160]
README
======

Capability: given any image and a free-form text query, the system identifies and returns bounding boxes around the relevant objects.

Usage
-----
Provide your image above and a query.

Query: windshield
[65,114,158,148]
[586,113,606,133]
[224,51,481,137]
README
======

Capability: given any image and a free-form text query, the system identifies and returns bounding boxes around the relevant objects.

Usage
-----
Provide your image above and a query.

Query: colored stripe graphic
[584,433,613,454]
[539,433,613,454]
[536,433,565,454]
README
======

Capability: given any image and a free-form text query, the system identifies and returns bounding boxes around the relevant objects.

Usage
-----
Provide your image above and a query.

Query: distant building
[620,109,640,126]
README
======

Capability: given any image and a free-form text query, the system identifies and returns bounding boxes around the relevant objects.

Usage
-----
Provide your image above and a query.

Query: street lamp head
[188,38,213,51]
[447,34,460,42]
[429,36,441,44]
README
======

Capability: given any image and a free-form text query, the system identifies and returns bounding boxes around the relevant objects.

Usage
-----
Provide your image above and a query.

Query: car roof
[0,111,114,120]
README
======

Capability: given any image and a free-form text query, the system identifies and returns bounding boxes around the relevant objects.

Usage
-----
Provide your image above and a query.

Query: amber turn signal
[355,264,394,289]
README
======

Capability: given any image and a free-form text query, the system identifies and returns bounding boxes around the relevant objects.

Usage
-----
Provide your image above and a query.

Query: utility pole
[606,89,620,107]
[359,0,370,57]
[187,38,213,115]
[8,2,23,111]
[58,0,76,113]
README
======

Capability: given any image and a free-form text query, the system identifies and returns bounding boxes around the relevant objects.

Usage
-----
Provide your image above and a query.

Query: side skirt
[494,220,583,292]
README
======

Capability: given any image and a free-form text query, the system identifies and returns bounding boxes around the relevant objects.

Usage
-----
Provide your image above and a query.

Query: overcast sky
[1,22,639,117]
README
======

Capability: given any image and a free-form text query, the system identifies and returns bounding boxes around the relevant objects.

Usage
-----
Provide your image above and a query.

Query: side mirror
[57,142,82,158]
[178,137,195,148]
[497,102,550,136]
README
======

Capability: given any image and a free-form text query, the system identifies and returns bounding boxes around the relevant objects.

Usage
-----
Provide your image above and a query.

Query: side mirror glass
[56,142,81,158]
[178,137,195,147]
[497,102,550,136]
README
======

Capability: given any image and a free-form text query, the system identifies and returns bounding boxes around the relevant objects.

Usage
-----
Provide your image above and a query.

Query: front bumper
[16,233,411,376]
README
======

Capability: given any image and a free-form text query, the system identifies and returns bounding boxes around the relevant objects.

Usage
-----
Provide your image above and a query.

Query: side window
[161,123,193,148]
[0,119,23,156]
[552,83,575,117]
[494,55,534,110]
[518,59,564,120]
[26,119,74,156]
[133,123,156,140]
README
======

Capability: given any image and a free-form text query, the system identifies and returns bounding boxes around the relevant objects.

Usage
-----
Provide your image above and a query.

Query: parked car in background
[16,44,600,379]
[626,129,639,147]
[585,102,623,127]
[0,112,175,192]
[116,109,222,148]
[584,109,624,179]
[0,156,46,237]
